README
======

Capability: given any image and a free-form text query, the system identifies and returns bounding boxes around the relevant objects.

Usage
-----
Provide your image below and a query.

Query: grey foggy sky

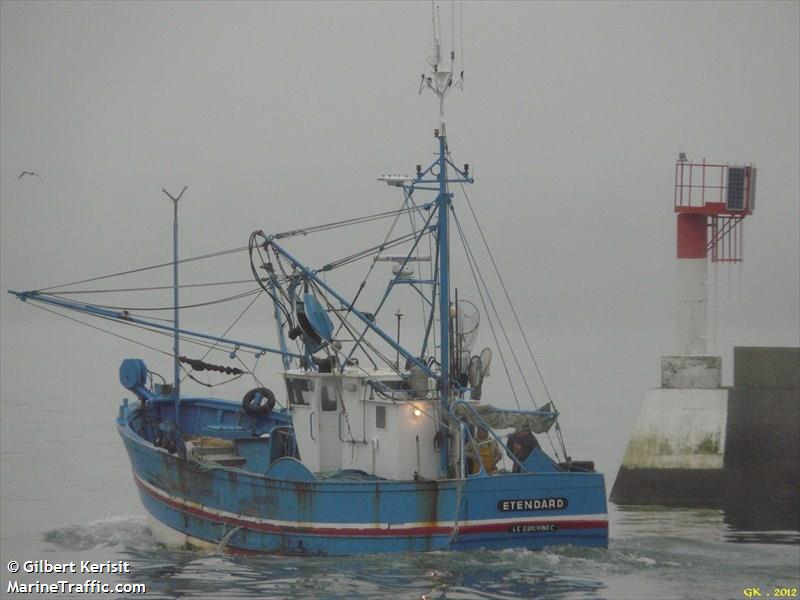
[1,0,798,341]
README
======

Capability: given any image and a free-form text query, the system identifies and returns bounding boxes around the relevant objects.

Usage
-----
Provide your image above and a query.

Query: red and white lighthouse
[611,158,792,511]
[674,155,756,355]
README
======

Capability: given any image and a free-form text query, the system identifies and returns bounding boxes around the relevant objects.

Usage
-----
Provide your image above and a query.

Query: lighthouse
[674,155,756,357]
[609,155,800,514]
[658,156,758,389]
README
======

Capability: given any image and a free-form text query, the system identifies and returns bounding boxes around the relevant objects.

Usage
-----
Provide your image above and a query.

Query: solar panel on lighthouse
[726,167,747,211]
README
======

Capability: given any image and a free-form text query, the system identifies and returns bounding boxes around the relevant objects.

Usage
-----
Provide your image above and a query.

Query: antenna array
[419,1,464,134]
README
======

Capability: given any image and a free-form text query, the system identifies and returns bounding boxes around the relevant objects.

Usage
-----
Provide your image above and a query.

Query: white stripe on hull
[135,471,607,532]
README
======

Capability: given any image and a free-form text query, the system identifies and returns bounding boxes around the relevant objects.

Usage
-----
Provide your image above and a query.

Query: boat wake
[43,515,155,552]
[36,520,799,599]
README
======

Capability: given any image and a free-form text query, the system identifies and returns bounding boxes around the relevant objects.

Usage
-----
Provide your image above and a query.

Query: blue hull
[119,405,608,555]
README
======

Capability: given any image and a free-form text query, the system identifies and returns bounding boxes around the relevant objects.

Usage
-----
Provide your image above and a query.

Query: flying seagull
[18,171,43,182]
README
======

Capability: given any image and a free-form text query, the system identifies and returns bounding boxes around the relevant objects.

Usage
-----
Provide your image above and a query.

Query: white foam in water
[542,551,561,565]
[43,515,152,551]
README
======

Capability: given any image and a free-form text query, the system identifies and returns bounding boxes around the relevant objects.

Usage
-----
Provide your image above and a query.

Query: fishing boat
[9,11,608,555]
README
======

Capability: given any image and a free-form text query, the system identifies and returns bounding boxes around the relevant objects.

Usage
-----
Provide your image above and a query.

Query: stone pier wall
[610,347,799,519]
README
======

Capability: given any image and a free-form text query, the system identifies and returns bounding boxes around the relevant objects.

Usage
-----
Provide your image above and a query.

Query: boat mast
[420,2,463,476]
[162,185,187,421]
[436,132,451,409]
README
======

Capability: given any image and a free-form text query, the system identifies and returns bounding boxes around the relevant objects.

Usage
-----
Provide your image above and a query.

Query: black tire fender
[242,387,276,416]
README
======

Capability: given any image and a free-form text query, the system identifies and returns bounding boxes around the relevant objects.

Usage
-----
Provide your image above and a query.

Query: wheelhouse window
[286,378,312,405]
[375,379,411,398]
[376,405,387,429]
[320,383,338,412]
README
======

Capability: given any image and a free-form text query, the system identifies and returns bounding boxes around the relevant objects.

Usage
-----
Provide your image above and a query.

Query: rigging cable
[457,178,557,409]
[452,209,537,408]
[38,246,249,292]
[272,206,421,239]
[34,301,274,395]
[330,196,410,341]
[115,314,261,357]
[33,292,266,360]
[451,209,521,409]
[451,147,568,458]
[249,231,294,324]
[36,207,419,294]
[180,290,265,387]
[263,245,295,307]
[404,188,435,356]
[261,244,305,361]
[452,205,563,461]
[319,227,432,272]
[44,288,263,313]
[337,210,438,366]
[28,302,172,358]
[49,279,256,295]
[310,280,380,370]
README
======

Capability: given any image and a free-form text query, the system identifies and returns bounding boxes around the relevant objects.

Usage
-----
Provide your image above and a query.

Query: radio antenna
[459,1,464,89]
[419,0,464,135]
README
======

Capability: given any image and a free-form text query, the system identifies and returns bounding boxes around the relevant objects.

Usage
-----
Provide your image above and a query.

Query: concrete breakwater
[611,347,799,531]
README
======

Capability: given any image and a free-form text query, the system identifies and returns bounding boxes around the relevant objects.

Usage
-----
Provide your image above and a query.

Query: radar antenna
[419,1,464,135]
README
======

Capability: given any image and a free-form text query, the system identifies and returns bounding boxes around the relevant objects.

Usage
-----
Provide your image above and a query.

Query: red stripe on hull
[135,476,608,539]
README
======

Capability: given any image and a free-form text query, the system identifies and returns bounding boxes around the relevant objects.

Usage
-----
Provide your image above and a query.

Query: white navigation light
[377,174,412,187]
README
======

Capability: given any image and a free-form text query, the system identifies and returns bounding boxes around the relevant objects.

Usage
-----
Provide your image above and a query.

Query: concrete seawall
[611,347,799,529]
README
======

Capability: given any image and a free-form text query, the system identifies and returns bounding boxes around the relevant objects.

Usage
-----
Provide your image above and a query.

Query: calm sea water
[1,317,798,599]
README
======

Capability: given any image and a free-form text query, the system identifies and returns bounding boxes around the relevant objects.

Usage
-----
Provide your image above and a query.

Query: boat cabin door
[285,375,343,474]
[317,379,341,471]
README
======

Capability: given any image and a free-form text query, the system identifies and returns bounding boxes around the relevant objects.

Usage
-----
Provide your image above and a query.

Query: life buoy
[242,387,276,416]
